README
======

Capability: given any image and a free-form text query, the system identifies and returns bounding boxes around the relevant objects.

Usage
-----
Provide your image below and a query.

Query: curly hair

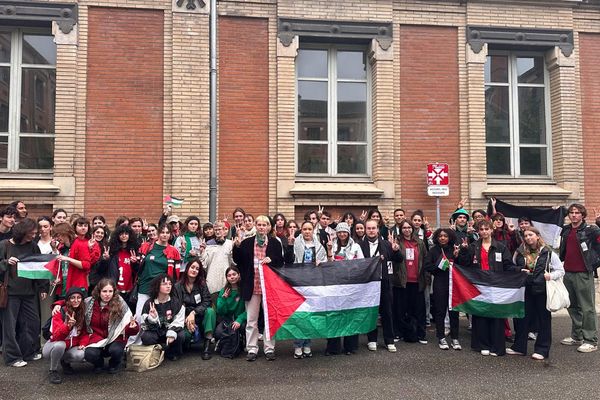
[109,224,139,255]
[92,278,124,324]
[432,228,457,247]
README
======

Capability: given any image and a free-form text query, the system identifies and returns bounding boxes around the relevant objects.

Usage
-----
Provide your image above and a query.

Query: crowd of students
[0,199,597,385]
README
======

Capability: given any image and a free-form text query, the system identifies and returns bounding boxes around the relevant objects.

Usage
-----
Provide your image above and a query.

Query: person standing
[359,219,403,352]
[201,221,234,295]
[0,206,17,241]
[559,203,599,353]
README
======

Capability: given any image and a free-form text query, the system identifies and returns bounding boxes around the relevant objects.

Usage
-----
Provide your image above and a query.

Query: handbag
[545,252,570,312]
[0,240,13,309]
[127,344,164,372]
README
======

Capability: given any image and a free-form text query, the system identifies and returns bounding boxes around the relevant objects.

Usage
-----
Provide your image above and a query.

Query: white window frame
[0,27,56,175]
[485,51,552,179]
[295,44,372,178]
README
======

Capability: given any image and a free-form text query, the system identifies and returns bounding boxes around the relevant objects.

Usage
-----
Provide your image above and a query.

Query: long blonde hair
[522,226,546,266]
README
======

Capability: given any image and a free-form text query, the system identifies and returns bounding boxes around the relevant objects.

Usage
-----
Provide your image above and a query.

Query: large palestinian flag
[17,254,58,280]
[260,257,381,341]
[487,198,566,248]
[449,264,528,319]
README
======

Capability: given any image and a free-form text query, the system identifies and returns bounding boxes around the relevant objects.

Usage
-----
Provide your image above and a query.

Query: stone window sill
[290,182,384,197]
[481,184,572,198]
[0,179,60,195]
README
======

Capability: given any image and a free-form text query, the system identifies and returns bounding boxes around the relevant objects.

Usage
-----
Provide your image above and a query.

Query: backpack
[42,309,65,341]
[215,320,244,359]
[127,344,165,372]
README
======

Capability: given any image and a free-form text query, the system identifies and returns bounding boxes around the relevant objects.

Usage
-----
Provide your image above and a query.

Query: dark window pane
[337,82,366,142]
[337,51,366,80]
[298,143,327,174]
[22,35,56,65]
[486,147,511,175]
[0,32,11,63]
[517,57,544,84]
[298,81,327,141]
[338,144,367,174]
[297,49,327,79]
[19,136,54,169]
[485,86,510,143]
[0,66,9,132]
[485,56,508,83]
[0,136,7,168]
[520,147,546,175]
[518,87,545,144]
[21,68,56,133]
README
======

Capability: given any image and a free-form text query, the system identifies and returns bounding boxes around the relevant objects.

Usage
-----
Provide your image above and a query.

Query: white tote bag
[545,255,570,312]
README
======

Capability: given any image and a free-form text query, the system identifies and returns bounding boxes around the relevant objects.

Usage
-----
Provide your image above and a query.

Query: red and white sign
[427,163,449,197]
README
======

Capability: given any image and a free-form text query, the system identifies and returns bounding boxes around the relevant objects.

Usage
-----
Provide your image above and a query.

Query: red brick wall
[399,26,460,222]
[580,33,600,206]
[85,7,164,222]
[218,17,269,217]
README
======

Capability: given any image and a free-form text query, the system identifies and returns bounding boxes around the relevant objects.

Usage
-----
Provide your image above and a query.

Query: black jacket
[515,245,552,294]
[173,281,211,318]
[424,245,456,291]
[0,239,48,296]
[232,236,286,301]
[458,239,516,272]
[358,238,403,280]
[559,222,600,272]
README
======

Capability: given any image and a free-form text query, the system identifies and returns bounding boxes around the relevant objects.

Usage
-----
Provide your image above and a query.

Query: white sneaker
[386,344,397,353]
[451,339,462,351]
[480,350,490,356]
[561,337,583,346]
[31,353,42,361]
[418,339,428,345]
[10,360,27,367]
[293,347,303,359]
[577,343,598,353]
[531,353,545,360]
[506,348,524,356]
[258,334,263,341]
[438,338,449,350]
[302,346,312,358]
[367,342,377,351]
[528,332,537,340]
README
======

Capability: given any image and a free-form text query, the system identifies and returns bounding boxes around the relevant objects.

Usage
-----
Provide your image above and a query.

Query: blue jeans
[293,339,311,349]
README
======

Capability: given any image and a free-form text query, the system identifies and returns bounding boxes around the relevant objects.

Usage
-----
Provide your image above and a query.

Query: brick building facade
[0,0,599,223]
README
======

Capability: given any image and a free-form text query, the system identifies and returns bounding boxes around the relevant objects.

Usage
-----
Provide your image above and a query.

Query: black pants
[84,341,126,369]
[432,284,459,340]
[326,335,359,354]
[471,316,505,355]
[2,295,39,365]
[141,330,185,358]
[392,284,426,341]
[512,288,552,357]
[368,278,395,345]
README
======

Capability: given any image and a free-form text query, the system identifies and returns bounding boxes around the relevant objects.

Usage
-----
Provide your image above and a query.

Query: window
[0,29,56,173]
[484,53,550,178]
[296,46,370,176]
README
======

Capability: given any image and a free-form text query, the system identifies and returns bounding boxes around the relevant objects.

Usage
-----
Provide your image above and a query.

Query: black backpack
[216,320,244,359]
[41,309,65,341]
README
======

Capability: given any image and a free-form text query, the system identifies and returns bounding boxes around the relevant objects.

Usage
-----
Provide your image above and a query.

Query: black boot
[201,338,212,360]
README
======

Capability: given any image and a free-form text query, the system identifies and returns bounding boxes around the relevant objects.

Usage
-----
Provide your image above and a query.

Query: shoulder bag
[545,251,570,312]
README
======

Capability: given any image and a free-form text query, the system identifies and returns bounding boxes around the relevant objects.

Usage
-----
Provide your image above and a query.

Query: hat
[451,208,470,222]
[65,287,85,300]
[335,222,351,234]
[166,215,180,224]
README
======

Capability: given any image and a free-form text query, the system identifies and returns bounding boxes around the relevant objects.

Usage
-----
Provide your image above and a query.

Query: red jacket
[49,306,89,348]
[89,240,101,266]
[86,301,139,345]
[65,237,92,291]
[139,241,182,279]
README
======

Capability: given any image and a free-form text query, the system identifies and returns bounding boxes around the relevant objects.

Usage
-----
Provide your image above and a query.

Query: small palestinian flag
[260,257,381,341]
[437,257,451,271]
[449,264,527,319]
[163,195,184,207]
[17,254,58,280]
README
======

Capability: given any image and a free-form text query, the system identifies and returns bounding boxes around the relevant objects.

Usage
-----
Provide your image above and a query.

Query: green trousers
[564,271,598,344]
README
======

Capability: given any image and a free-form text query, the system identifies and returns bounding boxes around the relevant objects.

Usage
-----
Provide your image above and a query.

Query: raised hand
[423,216,430,230]
[130,250,138,264]
[149,302,158,319]
[318,204,324,216]
[142,219,149,231]
[129,315,137,328]
[360,210,367,221]
[67,311,76,328]
[222,288,231,299]
[102,246,110,260]
[88,238,95,250]
[453,244,460,258]
[460,237,469,248]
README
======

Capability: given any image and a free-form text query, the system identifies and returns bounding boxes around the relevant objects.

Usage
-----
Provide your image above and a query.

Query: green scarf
[184,231,197,262]
[256,234,267,247]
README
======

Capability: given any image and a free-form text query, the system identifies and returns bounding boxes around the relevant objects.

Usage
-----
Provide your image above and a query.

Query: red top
[480,247,490,271]
[65,237,92,292]
[87,301,138,344]
[117,249,134,292]
[403,239,419,283]
[89,240,101,266]
[564,228,586,273]
[50,307,89,348]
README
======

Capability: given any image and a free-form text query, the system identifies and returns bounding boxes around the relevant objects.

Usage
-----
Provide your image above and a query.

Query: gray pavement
[1,315,599,400]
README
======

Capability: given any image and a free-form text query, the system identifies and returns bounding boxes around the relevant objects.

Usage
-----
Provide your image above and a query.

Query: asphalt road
[1,315,599,400]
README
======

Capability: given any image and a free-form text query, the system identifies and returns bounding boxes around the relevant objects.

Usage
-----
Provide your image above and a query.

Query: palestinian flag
[487,198,566,248]
[437,257,451,271]
[17,254,58,280]
[449,264,528,319]
[260,257,381,341]
[163,195,184,207]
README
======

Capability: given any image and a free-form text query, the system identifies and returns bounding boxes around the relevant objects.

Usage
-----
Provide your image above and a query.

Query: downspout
[209,0,217,222]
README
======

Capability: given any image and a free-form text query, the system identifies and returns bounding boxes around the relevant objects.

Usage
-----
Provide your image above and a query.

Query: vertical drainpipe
[209,0,217,222]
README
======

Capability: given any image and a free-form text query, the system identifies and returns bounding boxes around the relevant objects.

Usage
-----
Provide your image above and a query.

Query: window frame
[0,27,56,176]
[295,43,372,179]
[485,50,552,180]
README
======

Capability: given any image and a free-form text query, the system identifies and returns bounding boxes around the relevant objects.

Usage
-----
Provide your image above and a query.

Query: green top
[138,244,167,295]
[216,287,247,324]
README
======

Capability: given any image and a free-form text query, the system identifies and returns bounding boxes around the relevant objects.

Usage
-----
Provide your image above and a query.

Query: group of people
[0,199,598,385]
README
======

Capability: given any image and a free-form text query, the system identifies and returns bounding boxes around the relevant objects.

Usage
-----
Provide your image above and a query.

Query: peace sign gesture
[130,249,138,264]
[359,210,368,221]
[102,246,110,260]
[129,315,138,329]
[423,216,430,230]
[460,237,469,248]
[66,311,76,328]
[149,302,158,319]
[318,203,324,216]
[453,243,460,258]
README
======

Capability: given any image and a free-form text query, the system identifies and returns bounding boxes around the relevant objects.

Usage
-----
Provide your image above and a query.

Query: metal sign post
[427,163,449,229]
